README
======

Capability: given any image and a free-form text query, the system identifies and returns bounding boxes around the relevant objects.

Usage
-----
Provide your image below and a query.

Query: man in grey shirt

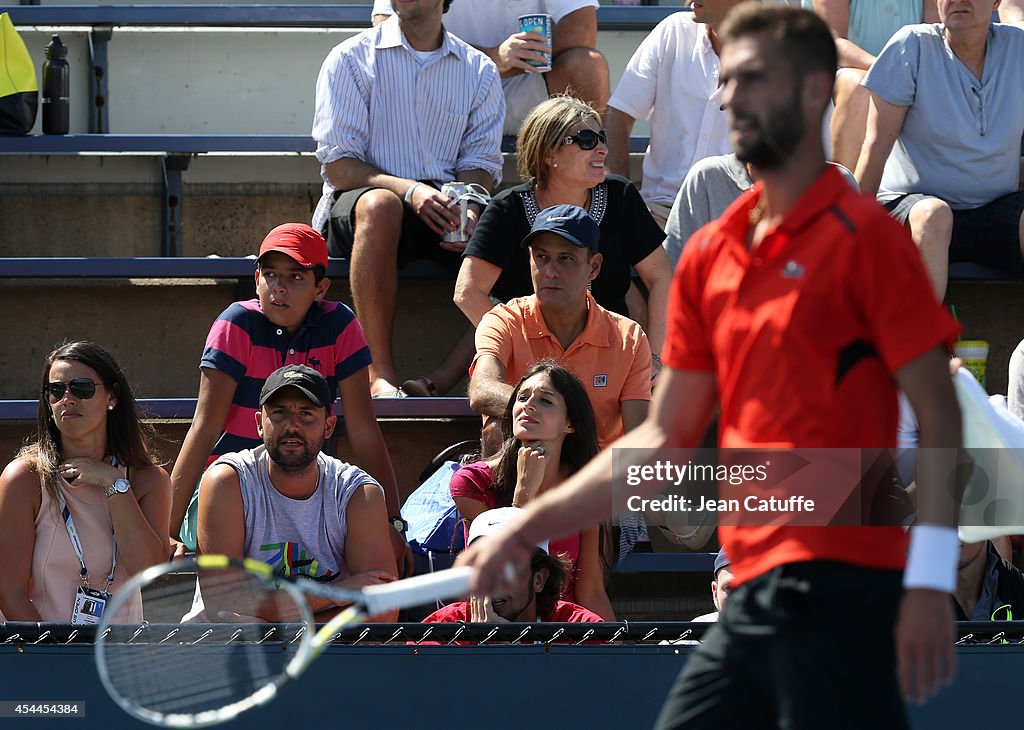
[196,364,399,622]
[664,153,857,267]
[857,1,1024,300]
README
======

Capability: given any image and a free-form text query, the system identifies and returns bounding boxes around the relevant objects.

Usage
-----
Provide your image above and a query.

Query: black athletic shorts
[322,184,462,271]
[655,561,908,730]
[885,191,1024,274]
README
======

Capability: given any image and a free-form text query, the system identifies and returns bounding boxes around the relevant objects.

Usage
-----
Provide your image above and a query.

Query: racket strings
[99,564,312,721]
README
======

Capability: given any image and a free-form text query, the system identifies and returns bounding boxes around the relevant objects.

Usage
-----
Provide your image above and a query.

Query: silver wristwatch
[105,478,131,498]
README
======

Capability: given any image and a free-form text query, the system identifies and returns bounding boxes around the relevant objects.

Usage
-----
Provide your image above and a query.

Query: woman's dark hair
[19,341,161,506]
[443,0,453,11]
[491,359,599,507]
[533,549,571,621]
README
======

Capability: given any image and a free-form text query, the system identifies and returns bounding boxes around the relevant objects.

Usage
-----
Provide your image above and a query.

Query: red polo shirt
[663,166,959,585]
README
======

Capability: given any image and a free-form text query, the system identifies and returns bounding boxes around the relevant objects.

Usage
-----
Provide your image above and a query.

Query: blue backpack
[401,461,466,556]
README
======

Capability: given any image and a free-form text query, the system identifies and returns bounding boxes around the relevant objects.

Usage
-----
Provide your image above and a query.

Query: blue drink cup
[518,13,552,72]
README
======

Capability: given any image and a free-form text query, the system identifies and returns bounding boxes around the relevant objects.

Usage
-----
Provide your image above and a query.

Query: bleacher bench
[0,255,456,279]
[1,252,1012,283]
[0,133,652,257]
[0,395,475,421]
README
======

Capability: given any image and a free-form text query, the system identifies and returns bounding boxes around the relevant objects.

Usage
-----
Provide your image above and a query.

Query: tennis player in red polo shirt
[459,6,964,729]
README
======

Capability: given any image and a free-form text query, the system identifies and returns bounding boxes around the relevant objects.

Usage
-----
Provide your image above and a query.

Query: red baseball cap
[257,223,328,270]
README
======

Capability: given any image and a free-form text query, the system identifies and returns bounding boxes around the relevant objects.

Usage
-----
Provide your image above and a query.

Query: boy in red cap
[169,223,412,574]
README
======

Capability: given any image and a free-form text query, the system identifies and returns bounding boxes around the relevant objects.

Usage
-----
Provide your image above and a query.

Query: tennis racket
[94,554,474,727]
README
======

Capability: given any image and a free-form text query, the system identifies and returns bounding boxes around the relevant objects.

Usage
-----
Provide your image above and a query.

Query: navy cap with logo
[521,204,600,254]
[259,364,332,409]
[713,547,730,577]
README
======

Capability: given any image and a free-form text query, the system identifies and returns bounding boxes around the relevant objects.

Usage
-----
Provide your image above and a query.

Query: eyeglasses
[561,128,608,151]
[44,378,98,402]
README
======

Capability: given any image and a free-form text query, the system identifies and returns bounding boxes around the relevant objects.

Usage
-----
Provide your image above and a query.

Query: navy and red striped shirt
[201,299,371,460]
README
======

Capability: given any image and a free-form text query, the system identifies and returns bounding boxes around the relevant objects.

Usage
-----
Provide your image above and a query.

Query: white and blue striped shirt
[311,15,505,231]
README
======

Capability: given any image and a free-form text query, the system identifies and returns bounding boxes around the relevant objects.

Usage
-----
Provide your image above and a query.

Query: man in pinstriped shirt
[312,0,505,399]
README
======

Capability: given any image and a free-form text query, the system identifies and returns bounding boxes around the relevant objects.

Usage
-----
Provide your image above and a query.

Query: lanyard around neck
[55,455,119,591]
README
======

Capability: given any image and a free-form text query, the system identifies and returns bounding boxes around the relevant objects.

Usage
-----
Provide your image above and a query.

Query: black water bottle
[42,34,70,135]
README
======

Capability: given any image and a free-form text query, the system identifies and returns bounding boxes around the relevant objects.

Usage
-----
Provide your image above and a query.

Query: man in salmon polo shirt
[468,203,652,452]
[459,6,964,730]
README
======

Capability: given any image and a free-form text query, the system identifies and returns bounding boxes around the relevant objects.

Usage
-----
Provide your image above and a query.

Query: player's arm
[855,92,908,196]
[341,483,400,622]
[469,354,514,420]
[0,460,42,621]
[604,106,636,189]
[170,368,237,548]
[459,366,718,595]
[894,346,962,703]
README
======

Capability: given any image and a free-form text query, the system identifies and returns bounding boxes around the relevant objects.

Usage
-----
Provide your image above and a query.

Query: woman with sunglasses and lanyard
[0,342,170,623]
[455,95,672,378]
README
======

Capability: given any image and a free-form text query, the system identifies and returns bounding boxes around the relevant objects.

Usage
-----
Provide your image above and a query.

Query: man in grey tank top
[196,365,399,622]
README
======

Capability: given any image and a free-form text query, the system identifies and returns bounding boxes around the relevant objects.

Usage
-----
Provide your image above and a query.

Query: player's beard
[732,82,805,170]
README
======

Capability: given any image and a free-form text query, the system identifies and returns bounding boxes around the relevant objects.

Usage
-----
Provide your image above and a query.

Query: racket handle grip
[361,566,475,616]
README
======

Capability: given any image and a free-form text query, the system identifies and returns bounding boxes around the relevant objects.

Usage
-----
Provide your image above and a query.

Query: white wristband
[404,182,422,207]
[903,524,959,593]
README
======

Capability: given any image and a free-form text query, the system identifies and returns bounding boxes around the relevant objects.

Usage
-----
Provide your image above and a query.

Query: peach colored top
[25,473,142,623]
[472,293,653,448]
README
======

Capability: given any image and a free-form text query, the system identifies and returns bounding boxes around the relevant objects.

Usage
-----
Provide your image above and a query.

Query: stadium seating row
[0,134,650,255]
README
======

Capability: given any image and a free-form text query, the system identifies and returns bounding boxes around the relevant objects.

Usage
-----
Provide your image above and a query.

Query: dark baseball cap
[713,547,730,576]
[259,364,331,409]
[521,204,600,254]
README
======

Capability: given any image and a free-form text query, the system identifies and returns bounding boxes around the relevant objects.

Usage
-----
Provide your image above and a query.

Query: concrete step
[0,154,646,258]
[0,277,471,400]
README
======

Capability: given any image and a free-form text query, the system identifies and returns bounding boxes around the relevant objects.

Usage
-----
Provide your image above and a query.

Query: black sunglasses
[561,128,608,151]
[44,378,98,401]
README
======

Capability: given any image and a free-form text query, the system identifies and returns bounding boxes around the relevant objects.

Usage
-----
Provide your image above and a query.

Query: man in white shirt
[605,1,754,228]
[312,0,504,398]
[373,0,608,136]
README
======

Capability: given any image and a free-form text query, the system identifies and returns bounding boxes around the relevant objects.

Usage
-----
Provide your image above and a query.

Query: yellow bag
[0,12,38,135]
